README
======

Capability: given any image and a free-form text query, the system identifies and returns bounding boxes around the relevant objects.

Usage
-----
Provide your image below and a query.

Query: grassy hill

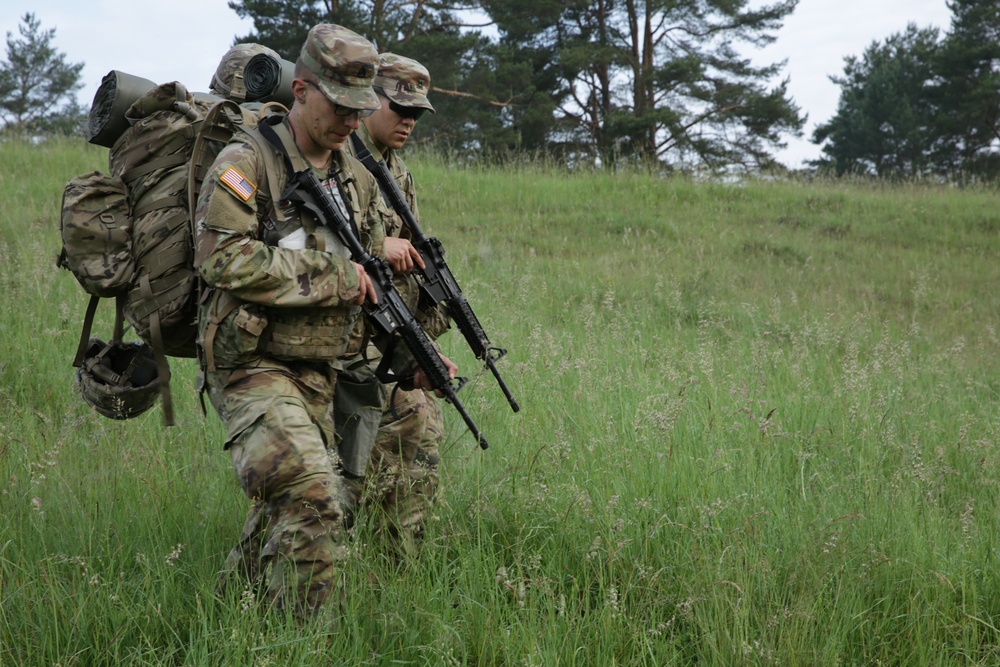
[1,137,999,665]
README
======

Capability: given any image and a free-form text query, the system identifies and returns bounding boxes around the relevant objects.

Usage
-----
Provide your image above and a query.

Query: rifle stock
[349,133,520,413]
[297,169,489,449]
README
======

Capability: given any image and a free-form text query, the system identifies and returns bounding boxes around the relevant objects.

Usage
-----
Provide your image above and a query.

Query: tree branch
[430,86,515,107]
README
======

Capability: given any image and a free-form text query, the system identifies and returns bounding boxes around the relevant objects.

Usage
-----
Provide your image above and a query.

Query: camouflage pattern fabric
[346,123,449,556]
[58,171,133,298]
[349,124,449,338]
[210,43,280,102]
[195,36,391,611]
[198,146,362,613]
[299,24,380,112]
[364,384,444,556]
[374,53,435,112]
[210,363,348,616]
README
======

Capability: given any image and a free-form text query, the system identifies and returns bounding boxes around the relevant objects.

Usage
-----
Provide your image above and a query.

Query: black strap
[73,295,101,367]
[141,274,175,426]
[257,116,363,242]
[257,115,296,179]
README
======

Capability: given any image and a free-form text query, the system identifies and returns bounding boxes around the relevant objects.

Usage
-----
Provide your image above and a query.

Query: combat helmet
[75,338,161,420]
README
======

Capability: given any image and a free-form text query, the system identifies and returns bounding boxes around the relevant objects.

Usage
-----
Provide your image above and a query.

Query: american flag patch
[219,167,256,201]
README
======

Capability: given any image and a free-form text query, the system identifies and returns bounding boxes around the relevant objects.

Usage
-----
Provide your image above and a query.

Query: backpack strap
[201,290,242,373]
[121,153,190,187]
[258,116,364,242]
[187,100,258,384]
[73,295,101,368]
[140,273,175,426]
[73,295,126,368]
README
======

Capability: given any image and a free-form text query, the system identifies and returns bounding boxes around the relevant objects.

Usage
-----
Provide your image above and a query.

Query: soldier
[194,24,455,617]
[346,53,450,557]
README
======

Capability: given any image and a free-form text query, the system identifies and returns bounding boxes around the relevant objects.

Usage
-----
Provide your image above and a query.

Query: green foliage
[484,0,806,171]
[930,0,1000,178]
[0,13,85,138]
[812,24,941,178]
[5,138,1000,664]
[228,0,804,172]
[814,0,1000,180]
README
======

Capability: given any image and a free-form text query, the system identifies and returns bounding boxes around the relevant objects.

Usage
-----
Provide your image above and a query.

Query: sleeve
[193,142,362,308]
[399,164,450,339]
[402,169,419,222]
[359,168,389,258]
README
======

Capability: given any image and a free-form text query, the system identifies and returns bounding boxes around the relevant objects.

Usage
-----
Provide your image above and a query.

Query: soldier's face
[298,80,361,152]
[363,95,416,154]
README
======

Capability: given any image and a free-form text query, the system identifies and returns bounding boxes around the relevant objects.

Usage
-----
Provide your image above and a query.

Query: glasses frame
[304,80,376,118]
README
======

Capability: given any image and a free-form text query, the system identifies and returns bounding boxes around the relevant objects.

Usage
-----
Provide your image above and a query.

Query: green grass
[1,137,1000,665]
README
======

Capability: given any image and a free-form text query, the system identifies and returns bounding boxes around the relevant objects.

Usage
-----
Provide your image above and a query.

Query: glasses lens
[389,100,427,121]
[335,105,376,118]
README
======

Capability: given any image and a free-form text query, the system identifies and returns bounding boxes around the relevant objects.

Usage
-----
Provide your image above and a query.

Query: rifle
[349,133,520,413]
[295,168,489,449]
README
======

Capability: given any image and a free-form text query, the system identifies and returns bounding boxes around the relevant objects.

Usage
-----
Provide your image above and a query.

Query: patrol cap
[374,53,435,113]
[210,43,280,101]
[299,24,380,112]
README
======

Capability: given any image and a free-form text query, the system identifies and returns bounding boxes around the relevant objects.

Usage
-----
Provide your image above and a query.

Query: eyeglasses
[374,88,428,121]
[304,80,376,118]
[388,99,428,121]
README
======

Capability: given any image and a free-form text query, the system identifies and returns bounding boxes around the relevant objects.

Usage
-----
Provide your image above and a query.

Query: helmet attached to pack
[75,338,161,420]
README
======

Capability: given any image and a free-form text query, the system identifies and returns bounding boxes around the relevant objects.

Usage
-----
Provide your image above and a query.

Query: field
[1,137,999,665]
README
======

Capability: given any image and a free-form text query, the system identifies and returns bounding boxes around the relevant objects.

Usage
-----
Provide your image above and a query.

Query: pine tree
[0,13,85,137]
[931,0,1000,177]
[812,24,940,178]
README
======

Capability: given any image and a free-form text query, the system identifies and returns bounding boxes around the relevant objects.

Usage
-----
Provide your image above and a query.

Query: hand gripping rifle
[295,168,489,449]
[349,134,520,413]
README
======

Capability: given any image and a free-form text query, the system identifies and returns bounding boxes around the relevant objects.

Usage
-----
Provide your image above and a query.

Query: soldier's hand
[413,353,458,397]
[353,262,377,305]
[384,237,425,274]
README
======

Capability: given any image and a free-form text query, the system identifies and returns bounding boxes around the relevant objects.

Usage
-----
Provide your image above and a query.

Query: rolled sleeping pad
[86,70,157,148]
[243,53,295,108]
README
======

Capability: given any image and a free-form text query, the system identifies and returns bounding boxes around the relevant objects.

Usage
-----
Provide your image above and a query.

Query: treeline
[229,0,806,173]
[812,0,1000,180]
[2,1,999,178]
[227,0,1000,178]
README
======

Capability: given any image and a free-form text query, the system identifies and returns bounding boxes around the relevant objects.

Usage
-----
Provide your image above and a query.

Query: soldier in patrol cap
[194,24,456,618]
[347,53,449,557]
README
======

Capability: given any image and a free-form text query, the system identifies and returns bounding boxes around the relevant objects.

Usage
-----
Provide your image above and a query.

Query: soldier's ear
[291,78,308,104]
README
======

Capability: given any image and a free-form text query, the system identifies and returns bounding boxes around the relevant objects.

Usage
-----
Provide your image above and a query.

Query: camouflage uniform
[195,24,388,617]
[347,54,449,556]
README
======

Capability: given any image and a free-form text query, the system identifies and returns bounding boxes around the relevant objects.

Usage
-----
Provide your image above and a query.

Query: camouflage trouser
[207,364,348,617]
[348,384,443,555]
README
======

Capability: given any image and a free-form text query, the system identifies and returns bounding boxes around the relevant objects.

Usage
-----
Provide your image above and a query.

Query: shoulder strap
[258,117,362,241]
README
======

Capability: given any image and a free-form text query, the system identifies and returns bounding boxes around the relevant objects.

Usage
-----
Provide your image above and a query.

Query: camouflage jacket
[349,124,450,342]
[194,115,390,373]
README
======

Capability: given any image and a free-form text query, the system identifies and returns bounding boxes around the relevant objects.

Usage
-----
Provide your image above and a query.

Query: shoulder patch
[219,166,257,202]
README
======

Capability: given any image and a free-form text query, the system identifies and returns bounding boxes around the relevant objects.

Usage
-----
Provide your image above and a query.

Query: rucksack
[58,80,255,425]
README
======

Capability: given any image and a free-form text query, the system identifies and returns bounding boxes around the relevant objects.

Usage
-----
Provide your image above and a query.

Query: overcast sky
[2,1,953,167]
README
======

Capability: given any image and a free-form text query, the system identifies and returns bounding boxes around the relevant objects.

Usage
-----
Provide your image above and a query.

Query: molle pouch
[207,301,269,369]
[334,361,385,478]
[58,171,135,298]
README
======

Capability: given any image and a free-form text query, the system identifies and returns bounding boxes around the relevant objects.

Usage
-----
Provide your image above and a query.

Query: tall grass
[1,137,999,665]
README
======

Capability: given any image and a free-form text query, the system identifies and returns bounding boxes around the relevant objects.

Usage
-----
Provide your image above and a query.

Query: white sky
[1,0,953,168]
